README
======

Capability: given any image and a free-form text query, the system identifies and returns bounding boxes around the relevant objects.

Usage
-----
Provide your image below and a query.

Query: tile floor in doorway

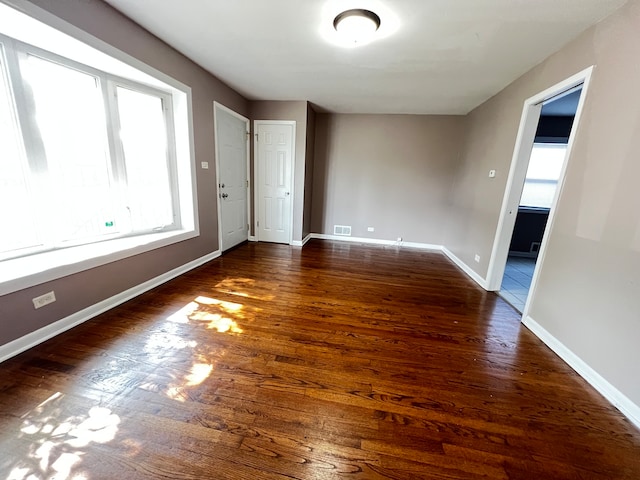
[500,256,536,312]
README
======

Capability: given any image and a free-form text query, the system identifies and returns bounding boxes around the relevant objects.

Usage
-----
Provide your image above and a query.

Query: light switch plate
[201,162,209,169]
[489,169,496,178]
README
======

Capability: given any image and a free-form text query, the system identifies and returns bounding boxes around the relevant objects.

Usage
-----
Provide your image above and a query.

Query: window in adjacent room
[519,143,567,209]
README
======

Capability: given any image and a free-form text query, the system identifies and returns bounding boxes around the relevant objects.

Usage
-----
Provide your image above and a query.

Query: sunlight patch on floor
[8,393,120,480]
[190,311,243,333]
[166,361,215,402]
[167,301,199,324]
[143,322,198,364]
[214,277,275,301]
[158,292,258,402]
[195,295,242,311]
[168,296,246,333]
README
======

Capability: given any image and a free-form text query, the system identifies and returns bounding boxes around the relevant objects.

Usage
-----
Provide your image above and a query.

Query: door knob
[285,192,290,196]
[219,183,225,188]
[222,193,228,199]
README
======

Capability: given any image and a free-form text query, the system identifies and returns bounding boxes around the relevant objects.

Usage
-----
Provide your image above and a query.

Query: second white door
[256,122,294,244]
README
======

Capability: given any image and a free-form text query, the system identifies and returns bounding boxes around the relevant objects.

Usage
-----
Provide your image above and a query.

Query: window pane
[0,53,40,255]
[520,181,558,209]
[520,144,567,209]
[526,144,566,180]
[22,54,117,243]
[116,86,174,230]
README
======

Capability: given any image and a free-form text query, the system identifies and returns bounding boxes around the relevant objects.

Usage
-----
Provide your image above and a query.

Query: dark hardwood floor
[1,240,639,479]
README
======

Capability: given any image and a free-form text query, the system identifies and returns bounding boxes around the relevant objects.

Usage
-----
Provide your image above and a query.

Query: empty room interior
[1,0,640,478]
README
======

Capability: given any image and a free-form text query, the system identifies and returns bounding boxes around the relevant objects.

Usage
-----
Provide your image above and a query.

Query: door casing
[485,66,594,319]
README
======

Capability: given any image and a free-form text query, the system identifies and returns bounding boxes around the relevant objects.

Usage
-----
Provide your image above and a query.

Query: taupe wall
[249,100,309,242]
[311,114,464,244]
[0,0,247,346]
[445,0,640,405]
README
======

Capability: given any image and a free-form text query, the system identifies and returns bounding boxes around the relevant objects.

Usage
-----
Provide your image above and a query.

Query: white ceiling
[103,0,627,115]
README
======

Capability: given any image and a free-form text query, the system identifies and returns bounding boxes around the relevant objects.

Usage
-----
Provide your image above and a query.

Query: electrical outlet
[397,237,403,242]
[488,169,496,178]
[474,254,481,263]
[367,227,375,232]
[33,291,56,309]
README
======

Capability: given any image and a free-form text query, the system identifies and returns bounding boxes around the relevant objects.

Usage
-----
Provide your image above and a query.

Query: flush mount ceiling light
[333,9,381,45]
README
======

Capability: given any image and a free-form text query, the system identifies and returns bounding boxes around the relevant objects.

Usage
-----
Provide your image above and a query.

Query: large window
[0,50,39,256]
[0,36,180,261]
[520,143,567,209]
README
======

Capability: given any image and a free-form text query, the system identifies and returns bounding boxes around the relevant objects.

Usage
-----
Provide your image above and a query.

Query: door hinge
[257,220,259,227]
[246,180,249,188]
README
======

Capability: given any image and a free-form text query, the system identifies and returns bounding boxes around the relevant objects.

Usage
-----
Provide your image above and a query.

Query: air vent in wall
[333,225,352,236]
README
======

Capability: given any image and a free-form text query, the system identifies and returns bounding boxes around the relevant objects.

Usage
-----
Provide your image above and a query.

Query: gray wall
[445,0,640,405]
[249,101,308,242]
[0,0,248,346]
[311,114,464,244]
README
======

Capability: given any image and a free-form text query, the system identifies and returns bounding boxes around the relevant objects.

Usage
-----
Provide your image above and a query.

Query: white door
[256,122,294,244]
[215,104,249,251]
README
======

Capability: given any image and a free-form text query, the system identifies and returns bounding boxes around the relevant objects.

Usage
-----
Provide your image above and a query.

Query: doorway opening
[486,67,594,316]
[500,92,580,310]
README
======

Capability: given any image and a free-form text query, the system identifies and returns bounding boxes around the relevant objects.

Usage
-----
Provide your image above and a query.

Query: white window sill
[0,229,198,296]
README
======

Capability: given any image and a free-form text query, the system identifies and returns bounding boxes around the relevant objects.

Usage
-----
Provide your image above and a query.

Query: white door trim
[253,120,296,245]
[485,66,594,318]
[214,101,250,252]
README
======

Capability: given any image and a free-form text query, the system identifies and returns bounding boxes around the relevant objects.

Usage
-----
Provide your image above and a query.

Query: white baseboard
[0,250,222,364]
[291,234,312,247]
[522,315,640,430]
[308,235,487,290]
[309,233,441,251]
[248,236,257,242]
[441,247,488,290]
[401,240,442,251]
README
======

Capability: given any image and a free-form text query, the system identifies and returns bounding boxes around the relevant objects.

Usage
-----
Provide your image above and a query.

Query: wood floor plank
[1,240,639,479]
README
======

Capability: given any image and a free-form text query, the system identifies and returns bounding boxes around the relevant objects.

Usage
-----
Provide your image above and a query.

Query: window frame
[0,39,46,258]
[0,3,199,297]
[0,32,183,261]
[106,78,182,233]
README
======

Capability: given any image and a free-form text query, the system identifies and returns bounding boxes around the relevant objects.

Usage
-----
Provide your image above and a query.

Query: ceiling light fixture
[333,9,381,45]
